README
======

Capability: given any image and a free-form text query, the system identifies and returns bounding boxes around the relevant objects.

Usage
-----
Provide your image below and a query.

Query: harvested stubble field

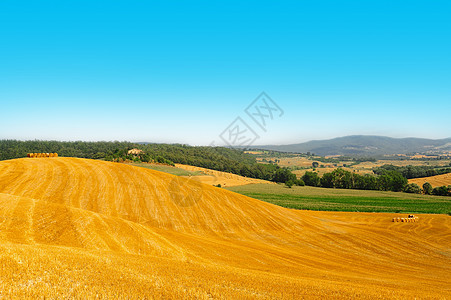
[129,162,271,187]
[409,173,451,188]
[128,162,205,176]
[0,158,450,298]
[174,163,274,187]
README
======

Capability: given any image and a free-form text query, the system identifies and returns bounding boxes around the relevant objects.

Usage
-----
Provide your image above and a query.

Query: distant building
[128,149,143,155]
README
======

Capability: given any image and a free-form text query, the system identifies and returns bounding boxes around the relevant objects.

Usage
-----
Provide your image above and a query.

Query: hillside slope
[174,163,274,187]
[252,135,451,156]
[0,158,450,298]
[0,158,297,234]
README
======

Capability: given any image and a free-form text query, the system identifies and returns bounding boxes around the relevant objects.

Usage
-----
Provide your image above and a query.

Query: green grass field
[226,184,451,214]
[129,162,205,176]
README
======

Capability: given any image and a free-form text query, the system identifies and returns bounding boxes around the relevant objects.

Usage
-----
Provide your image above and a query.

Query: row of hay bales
[27,153,58,158]
[393,215,419,222]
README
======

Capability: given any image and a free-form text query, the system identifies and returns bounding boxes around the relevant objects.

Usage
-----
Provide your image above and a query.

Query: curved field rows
[0,158,450,298]
[409,172,451,187]
[0,158,298,234]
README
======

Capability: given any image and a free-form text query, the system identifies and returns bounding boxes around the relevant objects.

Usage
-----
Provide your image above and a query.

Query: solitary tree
[423,182,433,195]
[403,183,422,194]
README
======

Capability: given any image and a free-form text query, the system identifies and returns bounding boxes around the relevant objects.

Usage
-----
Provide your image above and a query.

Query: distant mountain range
[251,135,451,157]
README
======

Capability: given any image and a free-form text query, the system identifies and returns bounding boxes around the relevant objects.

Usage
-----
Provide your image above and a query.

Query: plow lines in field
[0,158,449,298]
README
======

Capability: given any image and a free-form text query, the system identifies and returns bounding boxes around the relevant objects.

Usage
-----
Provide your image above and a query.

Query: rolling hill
[252,135,451,156]
[409,173,451,188]
[0,157,450,298]
[174,163,275,187]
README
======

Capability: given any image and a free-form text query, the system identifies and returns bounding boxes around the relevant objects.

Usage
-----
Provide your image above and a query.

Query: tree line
[0,140,137,161]
[298,168,451,196]
[2,140,449,196]
[0,140,283,182]
[373,164,451,179]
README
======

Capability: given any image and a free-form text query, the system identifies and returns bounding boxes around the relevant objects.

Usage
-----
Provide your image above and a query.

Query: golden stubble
[0,157,449,299]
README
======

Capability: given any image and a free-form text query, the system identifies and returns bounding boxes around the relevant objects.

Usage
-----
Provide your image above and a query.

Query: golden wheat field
[174,163,274,187]
[409,173,451,188]
[0,158,450,298]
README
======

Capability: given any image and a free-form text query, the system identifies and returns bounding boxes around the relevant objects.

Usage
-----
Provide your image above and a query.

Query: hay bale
[46,153,50,157]
[53,153,58,157]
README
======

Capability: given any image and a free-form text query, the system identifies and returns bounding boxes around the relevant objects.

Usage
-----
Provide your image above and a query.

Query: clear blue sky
[1,1,450,145]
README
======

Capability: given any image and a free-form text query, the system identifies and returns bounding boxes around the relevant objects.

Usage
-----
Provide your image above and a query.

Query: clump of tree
[422,182,433,195]
[285,180,294,188]
[432,185,451,196]
[302,171,320,187]
[403,183,422,194]
[314,168,407,192]
[301,168,413,193]
[299,168,450,196]
[377,170,408,192]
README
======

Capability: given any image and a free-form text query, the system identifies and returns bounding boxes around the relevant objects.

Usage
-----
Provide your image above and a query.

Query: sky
[1,1,450,146]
